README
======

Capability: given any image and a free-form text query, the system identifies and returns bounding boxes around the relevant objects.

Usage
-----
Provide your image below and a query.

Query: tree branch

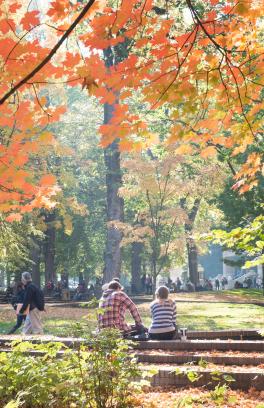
[0,0,96,106]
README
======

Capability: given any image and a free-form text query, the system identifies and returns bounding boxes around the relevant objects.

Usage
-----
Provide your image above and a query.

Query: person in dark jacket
[20,272,44,334]
[8,282,26,334]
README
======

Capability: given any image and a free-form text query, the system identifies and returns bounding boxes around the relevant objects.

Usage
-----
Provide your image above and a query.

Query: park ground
[134,388,264,408]
[0,289,263,336]
[1,289,264,407]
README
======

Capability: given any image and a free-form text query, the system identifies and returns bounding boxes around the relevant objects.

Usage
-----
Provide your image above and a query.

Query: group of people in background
[7,273,177,341]
[214,277,228,291]
[7,271,263,339]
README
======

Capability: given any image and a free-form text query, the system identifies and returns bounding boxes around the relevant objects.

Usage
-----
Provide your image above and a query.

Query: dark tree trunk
[262,263,264,296]
[6,269,11,286]
[31,239,41,287]
[182,198,201,290]
[186,238,199,288]
[131,242,143,294]
[151,246,158,298]
[102,44,131,284]
[152,264,157,299]
[103,103,124,283]
[44,212,56,285]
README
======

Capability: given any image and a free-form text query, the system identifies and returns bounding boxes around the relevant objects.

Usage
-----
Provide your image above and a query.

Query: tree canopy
[0,0,263,220]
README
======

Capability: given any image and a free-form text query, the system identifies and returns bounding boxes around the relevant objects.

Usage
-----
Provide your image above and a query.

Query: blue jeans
[8,314,26,334]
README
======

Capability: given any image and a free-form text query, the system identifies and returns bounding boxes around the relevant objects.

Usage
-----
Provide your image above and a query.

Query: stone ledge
[135,340,264,352]
[144,367,264,390]
[136,353,264,366]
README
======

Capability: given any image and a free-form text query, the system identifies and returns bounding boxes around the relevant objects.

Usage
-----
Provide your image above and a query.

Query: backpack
[35,287,45,311]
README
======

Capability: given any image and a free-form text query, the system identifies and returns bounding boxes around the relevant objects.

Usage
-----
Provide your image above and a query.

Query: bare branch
[0,0,96,106]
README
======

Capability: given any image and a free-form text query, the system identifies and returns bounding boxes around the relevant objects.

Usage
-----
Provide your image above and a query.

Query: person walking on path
[20,272,44,335]
[99,280,144,334]
[8,282,26,334]
[149,286,177,340]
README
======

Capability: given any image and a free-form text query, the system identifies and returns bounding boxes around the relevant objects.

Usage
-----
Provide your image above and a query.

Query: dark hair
[155,286,169,299]
[108,281,122,290]
[113,277,120,282]
[16,282,24,291]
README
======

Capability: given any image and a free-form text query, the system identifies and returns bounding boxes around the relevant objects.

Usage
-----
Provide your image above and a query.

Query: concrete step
[1,334,263,391]
[136,351,264,366]
[1,336,264,352]
[142,364,264,390]
[186,329,262,340]
[135,340,264,352]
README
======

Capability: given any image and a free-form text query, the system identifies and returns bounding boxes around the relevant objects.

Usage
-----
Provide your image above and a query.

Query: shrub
[0,330,142,408]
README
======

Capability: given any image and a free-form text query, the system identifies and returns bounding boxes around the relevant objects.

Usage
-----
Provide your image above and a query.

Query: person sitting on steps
[149,286,177,340]
[98,280,145,336]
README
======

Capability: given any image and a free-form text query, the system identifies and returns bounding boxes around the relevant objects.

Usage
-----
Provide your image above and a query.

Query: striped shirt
[149,299,176,334]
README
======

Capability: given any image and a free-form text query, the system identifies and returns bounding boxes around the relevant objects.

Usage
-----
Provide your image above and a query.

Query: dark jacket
[11,289,25,310]
[20,282,40,313]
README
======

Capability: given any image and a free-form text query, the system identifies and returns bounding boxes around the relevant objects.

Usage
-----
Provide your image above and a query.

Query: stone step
[1,336,264,352]
[135,340,264,352]
[2,345,263,367]
[186,329,262,340]
[142,365,264,390]
[1,335,263,391]
[136,351,264,366]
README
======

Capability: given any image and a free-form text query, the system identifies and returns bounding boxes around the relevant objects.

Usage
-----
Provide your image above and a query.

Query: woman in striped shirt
[149,286,177,340]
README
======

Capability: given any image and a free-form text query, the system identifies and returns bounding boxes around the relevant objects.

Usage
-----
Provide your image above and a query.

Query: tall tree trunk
[103,103,124,283]
[186,238,198,288]
[152,249,158,298]
[131,242,143,294]
[262,263,264,296]
[31,238,41,287]
[102,45,130,283]
[44,212,56,285]
[182,198,201,289]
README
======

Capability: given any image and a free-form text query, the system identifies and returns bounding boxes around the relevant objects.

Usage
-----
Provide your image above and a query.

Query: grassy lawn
[136,301,264,331]
[172,289,264,303]
[0,297,263,336]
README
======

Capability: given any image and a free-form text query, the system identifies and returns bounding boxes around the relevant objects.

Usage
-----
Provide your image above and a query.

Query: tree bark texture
[31,238,41,287]
[186,238,199,288]
[131,242,143,293]
[183,198,201,289]
[43,212,56,284]
[262,263,264,296]
[103,104,124,283]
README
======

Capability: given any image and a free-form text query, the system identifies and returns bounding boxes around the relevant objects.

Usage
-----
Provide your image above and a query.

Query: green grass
[1,301,263,335]
[214,288,264,302]
[173,288,264,302]
[134,302,264,331]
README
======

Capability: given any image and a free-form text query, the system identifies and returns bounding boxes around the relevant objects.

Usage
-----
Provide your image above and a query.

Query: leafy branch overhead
[206,215,264,268]
[0,0,263,220]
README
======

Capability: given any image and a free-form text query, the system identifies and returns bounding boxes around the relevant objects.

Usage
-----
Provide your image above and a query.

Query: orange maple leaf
[5,213,23,222]
[20,11,40,31]
[40,174,57,186]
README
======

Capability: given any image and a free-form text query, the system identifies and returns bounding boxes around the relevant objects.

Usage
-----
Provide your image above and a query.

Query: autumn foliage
[0,0,263,217]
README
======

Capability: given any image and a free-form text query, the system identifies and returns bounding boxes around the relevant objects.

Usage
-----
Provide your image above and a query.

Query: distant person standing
[20,272,44,334]
[141,273,146,293]
[215,279,220,291]
[176,277,182,292]
[145,274,152,295]
[221,277,228,290]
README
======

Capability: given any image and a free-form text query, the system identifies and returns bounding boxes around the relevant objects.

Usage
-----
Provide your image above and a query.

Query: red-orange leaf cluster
[0,0,263,218]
